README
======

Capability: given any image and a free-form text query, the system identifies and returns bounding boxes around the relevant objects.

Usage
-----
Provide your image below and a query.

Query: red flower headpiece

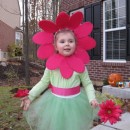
[33,11,96,78]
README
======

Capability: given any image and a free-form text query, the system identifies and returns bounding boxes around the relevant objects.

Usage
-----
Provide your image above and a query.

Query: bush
[15,47,22,56]
[7,44,23,57]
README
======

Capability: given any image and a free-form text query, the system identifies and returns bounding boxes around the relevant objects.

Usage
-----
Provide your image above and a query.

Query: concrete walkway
[91,112,130,130]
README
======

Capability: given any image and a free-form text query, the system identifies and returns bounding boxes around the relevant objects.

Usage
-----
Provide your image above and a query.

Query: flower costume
[24,11,98,130]
[32,11,96,79]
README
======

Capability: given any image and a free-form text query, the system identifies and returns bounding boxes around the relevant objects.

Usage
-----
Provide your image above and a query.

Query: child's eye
[60,40,65,43]
[69,40,74,43]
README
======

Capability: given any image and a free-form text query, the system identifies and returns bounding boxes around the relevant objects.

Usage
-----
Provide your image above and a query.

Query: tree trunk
[24,0,30,85]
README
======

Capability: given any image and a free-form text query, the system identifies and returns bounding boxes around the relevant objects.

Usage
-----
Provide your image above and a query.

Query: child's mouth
[64,49,71,52]
[64,48,71,51]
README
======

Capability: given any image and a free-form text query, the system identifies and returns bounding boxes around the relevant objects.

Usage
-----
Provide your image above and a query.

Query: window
[103,0,126,62]
[15,31,23,45]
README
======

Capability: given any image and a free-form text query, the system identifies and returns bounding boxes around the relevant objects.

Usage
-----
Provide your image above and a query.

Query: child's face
[55,32,76,56]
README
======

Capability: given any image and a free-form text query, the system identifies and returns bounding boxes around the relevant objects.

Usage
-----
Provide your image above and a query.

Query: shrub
[7,44,23,57]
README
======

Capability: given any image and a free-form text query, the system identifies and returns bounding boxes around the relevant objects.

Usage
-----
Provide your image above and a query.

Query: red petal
[100,102,106,109]
[106,100,115,106]
[114,109,122,113]
[46,54,64,70]
[32,32,54,45]
[109,117,117,125]
[56,12,70,29]
[74,22,93,38]
[66,55,85,73]
[112,113,120,118]
[75,48,90,64]
[60,59,73,78]
[37,44,54,60]
[104,117,109,123]
[39,20,58,33]
[69,11,83,30]
[78,36,96,50]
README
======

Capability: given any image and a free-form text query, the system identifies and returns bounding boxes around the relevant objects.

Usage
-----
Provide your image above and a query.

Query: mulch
[0,60,44,87]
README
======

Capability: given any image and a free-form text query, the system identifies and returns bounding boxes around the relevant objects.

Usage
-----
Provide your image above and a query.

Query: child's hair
[54,28,77,44]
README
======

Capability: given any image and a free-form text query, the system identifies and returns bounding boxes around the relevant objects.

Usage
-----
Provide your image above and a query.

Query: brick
[60,0,130,82]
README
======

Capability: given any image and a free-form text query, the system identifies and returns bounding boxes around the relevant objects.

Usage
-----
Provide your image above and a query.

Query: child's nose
[65,42,69,45]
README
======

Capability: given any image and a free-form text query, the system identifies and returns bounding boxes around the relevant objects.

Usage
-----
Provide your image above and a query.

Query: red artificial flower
[14,89,29,98]
[32,11,96,79]
[98,100,122,125]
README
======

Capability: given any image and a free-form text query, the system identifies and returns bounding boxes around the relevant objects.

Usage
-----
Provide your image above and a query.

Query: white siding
[0,0,21,28]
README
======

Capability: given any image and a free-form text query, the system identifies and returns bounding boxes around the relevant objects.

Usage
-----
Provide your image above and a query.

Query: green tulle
[23,88,99,130]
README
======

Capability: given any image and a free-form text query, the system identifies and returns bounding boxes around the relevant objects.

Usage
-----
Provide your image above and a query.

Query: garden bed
[0,60,44,87]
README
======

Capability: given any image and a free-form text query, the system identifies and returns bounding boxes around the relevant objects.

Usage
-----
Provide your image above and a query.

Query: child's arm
[79,68,96,103]
[28,68,50,101]
[20,68,50,110]
[79,68,98,107]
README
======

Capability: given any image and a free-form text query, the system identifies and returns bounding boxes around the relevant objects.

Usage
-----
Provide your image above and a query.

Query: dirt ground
[0,60,44,87]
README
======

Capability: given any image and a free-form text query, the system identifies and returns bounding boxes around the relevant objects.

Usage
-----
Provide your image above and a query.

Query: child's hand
[20,96,31,111]
[91,99,99,108]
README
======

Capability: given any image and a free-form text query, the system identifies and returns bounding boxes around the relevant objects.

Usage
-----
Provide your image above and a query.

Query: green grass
[0,87,30,130]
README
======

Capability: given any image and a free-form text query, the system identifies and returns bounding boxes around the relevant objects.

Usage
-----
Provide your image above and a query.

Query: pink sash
[50,85,80,96]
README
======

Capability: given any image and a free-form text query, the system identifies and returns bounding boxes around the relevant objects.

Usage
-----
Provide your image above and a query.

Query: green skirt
[24,88,99,130]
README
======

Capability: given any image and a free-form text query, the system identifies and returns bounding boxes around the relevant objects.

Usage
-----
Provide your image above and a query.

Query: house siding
[0,0,21,28]
[0,0,21,52]
[0,20,15,51]
[60,0,130,83]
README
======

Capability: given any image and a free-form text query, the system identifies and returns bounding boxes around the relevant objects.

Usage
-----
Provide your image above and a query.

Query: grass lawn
[0,87,30,130]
